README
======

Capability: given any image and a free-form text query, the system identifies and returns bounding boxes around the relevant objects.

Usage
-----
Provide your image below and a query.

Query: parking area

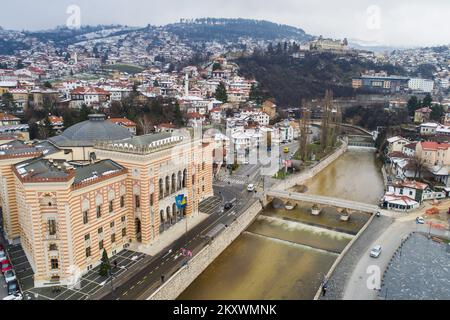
[5,247,147,300]
[199,196,223,215]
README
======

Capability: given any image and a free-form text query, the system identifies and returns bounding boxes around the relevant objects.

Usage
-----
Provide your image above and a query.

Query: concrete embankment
[147,200,263,300]
[271,140,348,192]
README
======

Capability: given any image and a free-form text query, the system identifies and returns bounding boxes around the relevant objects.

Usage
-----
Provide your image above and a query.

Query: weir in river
[179,149,384,300]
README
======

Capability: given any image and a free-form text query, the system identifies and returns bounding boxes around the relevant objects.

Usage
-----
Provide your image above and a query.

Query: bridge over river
[265,190,382,215]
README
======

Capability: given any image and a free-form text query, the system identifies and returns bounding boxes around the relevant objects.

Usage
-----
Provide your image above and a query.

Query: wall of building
[147,200,263,300]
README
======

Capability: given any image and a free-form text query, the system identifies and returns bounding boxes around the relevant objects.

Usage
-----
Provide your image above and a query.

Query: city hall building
[0,114,213,287]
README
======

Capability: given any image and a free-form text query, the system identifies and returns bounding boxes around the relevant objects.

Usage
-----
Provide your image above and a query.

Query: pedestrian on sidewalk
[161,275,165,283]
[114,260,118,269]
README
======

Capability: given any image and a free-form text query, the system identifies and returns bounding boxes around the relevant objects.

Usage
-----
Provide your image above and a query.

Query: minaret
[184,73,189,97]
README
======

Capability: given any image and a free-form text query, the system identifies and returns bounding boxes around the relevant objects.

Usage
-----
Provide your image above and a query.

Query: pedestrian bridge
[265,190,380,214]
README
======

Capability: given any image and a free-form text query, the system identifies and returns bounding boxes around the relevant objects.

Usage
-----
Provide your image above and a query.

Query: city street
[343,213,450,300]
[98,184,257,300]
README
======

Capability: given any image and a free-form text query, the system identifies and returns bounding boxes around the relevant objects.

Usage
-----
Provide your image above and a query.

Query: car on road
[1,260,12,273]
[7,280,19,296]
[0,250,7,262]
[416,216,425,224]
[247,184,255,192]
[4,269,16,283]
[224,202,233,210]
[243,160,249,165]
[283,147,289,153]
[370,245,382,258]
[3,293,22,300]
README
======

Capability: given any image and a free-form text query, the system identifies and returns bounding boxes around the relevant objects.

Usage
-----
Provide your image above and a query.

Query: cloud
[0,0,449,47]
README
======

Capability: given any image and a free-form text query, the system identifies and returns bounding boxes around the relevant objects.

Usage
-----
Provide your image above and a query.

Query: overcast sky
[1,0,449,47]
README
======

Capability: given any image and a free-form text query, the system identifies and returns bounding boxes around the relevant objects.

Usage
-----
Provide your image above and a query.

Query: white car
[2,293,22,300]
[370,245,382,258]
[4,269,16,283]
[247,184,255,192]
[0,250,6,262]
[416,217,425,224]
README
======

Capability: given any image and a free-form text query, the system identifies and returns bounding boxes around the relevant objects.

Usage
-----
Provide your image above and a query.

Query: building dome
[49,114,133,147]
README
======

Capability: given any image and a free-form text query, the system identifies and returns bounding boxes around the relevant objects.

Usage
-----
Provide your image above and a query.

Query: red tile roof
[420,141,450,151]
[107,117,136,127]
[71,86,110,95]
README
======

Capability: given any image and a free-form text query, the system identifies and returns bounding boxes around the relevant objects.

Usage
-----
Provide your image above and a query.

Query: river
[178,149,384,300]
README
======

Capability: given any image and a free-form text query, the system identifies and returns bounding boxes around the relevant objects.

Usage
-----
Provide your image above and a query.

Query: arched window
[159,178,164,200]
[182,169,187,188]
[177,171,182,190]
[171,174,176,194]
[165,176,170,196]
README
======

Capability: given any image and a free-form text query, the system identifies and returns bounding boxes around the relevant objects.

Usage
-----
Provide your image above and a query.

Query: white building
[408,78,434,93]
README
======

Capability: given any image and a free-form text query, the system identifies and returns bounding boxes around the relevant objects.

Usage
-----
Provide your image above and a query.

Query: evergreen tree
[43,81,52,89]
[430,104,444,121]
[79,104,92,121]
[407,96,420,115]
[422,93,433,108]
[99,250,111,277]
[249,83,265,106]
[215,82,228,103]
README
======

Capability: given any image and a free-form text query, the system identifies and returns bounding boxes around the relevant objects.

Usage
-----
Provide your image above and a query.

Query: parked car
[416,217,425,224]
[247,184,255,192]
[224,202,233,210]
[1,260,12,273]
[7,280,19,296]
[0,250,7,262]
[2,293,22,300]
[370,245,382,258]
[4,269,16,283]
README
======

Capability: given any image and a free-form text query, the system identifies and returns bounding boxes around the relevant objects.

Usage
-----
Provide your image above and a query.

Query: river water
[178,149,384,300]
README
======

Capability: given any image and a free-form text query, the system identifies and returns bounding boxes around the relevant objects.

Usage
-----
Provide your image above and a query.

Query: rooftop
[49,114,133,147]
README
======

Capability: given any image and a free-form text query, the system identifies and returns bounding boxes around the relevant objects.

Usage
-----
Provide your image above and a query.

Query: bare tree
[137,115,154,135]
[411,154,427,180]
[299,100,311,162]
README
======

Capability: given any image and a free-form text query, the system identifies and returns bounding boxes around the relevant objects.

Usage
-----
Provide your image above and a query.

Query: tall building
[0,116,214,287]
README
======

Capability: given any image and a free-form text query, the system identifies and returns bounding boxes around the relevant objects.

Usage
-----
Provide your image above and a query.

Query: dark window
[51,259,59,269]
[122,228,126,237]
[98,227,103,234]
[98,240,104,250]
[85,247,91,258]
[121,216,126,223]
[150,193,154,206]
[135,195,140,209]
[202,162,205,171]
[48,220,57,236]
[96,205,101,218]
[83,211,89,224]
[120,196,125,208]
[49,244,57,251]
[84,234,90,241]
[110,221,115,228]
[109,200,114,213]
[111,233,116,243]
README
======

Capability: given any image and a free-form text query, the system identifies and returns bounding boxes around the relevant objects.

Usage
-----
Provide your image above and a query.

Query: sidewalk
[129,212,209,257]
